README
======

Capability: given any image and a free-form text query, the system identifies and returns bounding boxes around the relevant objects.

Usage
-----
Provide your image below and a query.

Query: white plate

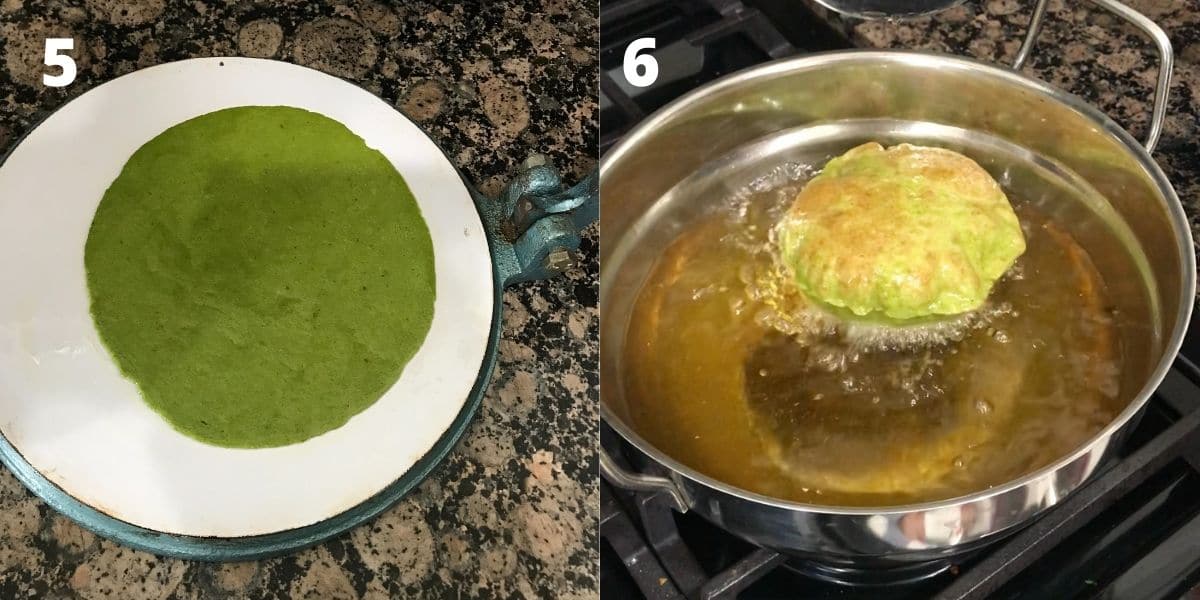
[0,58,494,537]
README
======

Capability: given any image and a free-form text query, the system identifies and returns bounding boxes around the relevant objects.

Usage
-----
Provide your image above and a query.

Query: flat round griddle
[0,57,589,559]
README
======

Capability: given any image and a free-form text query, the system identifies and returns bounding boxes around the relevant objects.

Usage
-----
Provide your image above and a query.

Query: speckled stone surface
[826,0,1200,269]
[0,1,597,598]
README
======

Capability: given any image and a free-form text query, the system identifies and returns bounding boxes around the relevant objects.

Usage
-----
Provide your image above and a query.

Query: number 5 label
[43,38,76,88]
[623,38,658,88]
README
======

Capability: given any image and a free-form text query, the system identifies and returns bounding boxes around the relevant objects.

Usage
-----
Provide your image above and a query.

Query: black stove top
[598,2,1200,598]
[598,0,851,154]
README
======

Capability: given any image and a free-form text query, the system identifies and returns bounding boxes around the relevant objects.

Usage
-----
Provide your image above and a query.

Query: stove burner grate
[782,557,957,587]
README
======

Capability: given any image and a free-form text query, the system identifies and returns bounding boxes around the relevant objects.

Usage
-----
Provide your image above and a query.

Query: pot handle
[475,156,598,287]
[1011,0,1172,154]
[599,445,690,513]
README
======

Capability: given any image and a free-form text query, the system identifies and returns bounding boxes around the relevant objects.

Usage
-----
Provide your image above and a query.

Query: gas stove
[598,1,1200,598]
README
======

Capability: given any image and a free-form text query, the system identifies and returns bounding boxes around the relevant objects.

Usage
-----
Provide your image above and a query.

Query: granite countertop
[0,1,597,599]
[829,0,1200,265]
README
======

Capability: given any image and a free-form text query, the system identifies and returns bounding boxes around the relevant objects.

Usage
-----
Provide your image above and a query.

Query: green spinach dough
[85,106,436,448]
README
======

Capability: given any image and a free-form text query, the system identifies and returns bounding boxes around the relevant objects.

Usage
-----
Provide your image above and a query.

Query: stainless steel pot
[599,0,1195,567]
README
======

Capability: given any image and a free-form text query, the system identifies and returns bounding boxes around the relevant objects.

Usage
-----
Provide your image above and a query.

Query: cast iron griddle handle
[475,156,599,286]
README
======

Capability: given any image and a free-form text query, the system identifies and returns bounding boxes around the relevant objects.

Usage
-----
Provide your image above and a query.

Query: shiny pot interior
[600,52,1194,563]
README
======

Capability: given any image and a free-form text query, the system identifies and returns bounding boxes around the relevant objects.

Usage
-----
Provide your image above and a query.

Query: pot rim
[599,49,1197,516]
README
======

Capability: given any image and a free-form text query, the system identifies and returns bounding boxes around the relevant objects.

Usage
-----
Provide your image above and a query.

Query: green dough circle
[85,106,436,448]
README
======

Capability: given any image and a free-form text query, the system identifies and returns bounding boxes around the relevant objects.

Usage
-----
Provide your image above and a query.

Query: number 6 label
[43,38,76,88]
[623,38,658,88]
